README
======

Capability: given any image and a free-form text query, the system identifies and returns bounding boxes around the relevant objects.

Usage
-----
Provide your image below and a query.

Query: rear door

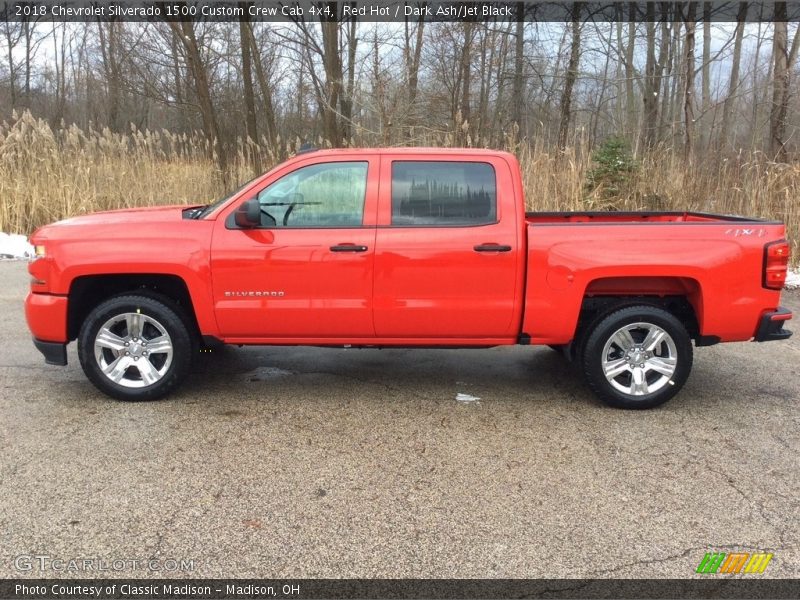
[211,157,378,339]
[373,155,521,338]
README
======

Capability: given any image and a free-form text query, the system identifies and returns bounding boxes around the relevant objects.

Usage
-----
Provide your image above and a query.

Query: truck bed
[525,211,778,224]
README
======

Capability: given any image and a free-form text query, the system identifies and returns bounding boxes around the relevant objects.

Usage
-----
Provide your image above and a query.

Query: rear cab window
[391,161,497,226]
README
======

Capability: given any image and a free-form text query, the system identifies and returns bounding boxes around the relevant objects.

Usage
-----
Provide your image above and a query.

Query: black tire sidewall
[78,295,192,401]
[582,306,693,409]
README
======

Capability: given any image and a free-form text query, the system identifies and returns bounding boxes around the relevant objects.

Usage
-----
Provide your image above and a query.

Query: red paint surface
[26,148,791,346]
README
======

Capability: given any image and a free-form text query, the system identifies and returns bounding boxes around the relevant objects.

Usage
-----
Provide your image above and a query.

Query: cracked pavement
[0,261,798,578]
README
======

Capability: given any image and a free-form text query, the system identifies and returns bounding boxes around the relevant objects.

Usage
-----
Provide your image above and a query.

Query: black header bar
[4,1,800,23]
[3,578,800,599]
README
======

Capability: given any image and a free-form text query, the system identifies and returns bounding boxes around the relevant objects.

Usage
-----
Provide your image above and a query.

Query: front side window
[391,161,497,226]
[252,161,368,228]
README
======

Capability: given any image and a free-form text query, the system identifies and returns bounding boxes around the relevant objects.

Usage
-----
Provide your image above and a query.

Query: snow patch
[244,366,294,381]
[786,269,800,290]
[455,393,481,404]
[0,232,34,259]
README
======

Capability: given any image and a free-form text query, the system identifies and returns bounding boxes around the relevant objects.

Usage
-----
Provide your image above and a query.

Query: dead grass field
[1,111,797,264]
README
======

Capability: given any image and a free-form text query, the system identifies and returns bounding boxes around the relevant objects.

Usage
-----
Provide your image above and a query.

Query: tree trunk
[659,21,676,140]
[240,16,258,146]
[655,10,670,138]
[701,3,711,147]
[4,24,18,109]
[720,2,747,150]
[372,31,388,144]
[320,8,343,146]
[246,24,277,148]
[23,21,33,106]
[641,3,658,148]
[458,21,475,142]
[625,4,636,137]
[770,4,789,160]
[340,14,357,143]
[512,2,525,130]
[98,22,123,132]
[591,22,614,146]
[403,8,424,137]
[169,21,227,174]
[558,3,582,151]
[683,3,697,161]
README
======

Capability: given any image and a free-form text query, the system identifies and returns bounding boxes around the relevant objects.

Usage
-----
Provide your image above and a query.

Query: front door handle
[330,244,368,252]
[474,244,512,253]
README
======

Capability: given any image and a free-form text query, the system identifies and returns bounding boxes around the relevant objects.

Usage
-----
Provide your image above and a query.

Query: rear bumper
[33,339,68,366]
[754,307,793,342]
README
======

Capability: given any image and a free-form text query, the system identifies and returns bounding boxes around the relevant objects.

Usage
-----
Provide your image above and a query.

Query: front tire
[581,305,693,409]
[78,295,192,401]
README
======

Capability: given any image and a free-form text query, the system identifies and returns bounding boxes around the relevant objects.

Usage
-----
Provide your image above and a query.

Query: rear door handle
[330,244,368,252]
[474,244,512,253]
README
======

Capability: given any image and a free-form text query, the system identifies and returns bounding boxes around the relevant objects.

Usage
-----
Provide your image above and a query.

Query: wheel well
[577,295,699,338]
[569,294,701,361]
[67,274,199,341]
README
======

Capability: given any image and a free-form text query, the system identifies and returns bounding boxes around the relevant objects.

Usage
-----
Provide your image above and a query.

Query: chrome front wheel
[94,312,174,388]
[79,295,192,401]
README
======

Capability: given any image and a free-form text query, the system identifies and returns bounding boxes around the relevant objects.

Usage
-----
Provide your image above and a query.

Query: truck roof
[294,147,515,158]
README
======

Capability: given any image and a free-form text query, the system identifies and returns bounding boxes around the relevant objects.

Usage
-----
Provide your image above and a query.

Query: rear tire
[581,305,693,409]
[78,295,192,401]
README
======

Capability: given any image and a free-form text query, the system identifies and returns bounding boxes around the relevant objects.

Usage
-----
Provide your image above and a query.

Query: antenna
[297,143,318,155]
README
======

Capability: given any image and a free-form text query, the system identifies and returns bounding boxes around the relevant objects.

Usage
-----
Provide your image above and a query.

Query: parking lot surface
[1,261,798,578]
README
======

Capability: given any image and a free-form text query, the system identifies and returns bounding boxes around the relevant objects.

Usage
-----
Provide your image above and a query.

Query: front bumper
[33,339,67,365]
[25,292,68,342]
[25,292,69,365]
[754,307,793,342]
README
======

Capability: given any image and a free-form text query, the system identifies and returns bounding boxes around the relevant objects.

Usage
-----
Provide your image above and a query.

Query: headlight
[34,245,46,258]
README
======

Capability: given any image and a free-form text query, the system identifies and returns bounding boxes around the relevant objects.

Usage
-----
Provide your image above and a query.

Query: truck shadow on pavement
[178,344,593,409]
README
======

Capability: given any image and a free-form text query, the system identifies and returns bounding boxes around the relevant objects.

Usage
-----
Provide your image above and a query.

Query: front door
[211,159,378,339]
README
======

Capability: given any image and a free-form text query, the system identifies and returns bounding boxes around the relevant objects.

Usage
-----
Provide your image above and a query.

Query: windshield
[194,176,260,219]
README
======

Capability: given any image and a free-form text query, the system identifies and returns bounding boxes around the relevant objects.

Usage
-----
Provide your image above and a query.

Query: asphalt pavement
[1,260,798,578]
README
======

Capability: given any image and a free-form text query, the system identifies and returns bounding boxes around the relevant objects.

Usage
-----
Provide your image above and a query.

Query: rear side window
[391,161,497,226]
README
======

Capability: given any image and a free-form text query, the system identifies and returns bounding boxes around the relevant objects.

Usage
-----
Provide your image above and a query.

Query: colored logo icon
[696,552,773,574]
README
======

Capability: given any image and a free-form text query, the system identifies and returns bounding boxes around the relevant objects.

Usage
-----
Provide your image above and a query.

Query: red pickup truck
[25,148,793,408]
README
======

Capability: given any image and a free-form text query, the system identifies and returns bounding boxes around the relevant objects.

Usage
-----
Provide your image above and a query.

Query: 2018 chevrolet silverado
[25,148,793,408]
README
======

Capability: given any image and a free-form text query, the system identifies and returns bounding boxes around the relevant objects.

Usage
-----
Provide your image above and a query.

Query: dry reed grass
[1,111,797,265]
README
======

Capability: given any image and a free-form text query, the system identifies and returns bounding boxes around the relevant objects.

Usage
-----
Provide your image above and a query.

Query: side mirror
[234,199,261,228]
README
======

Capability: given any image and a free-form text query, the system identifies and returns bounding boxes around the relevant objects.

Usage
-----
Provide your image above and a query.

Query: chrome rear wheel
[601,322,678,396]
[581,305,693,409]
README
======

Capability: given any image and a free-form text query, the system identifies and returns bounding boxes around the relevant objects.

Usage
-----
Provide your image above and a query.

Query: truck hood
[32,205,197,240]
[51,205,190,227]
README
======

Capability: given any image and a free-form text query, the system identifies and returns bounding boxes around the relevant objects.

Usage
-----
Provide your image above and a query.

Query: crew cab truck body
[26,148,793,408]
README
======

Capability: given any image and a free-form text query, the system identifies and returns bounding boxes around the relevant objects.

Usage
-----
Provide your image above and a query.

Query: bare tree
[512,2,525,131]
[770,5,790,160]
[720,2,748,149]
[97,21,123,131]
[247,24,278,147]
[2,22,23,109]
[239,15,258,146]
[558,2,582,150]
[167,21,226,172]
[683,3,697,160]
[403,5,425,132]
[701,2,712,144]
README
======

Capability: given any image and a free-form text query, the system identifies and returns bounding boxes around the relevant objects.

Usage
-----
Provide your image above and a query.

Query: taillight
[763,240,790,290]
